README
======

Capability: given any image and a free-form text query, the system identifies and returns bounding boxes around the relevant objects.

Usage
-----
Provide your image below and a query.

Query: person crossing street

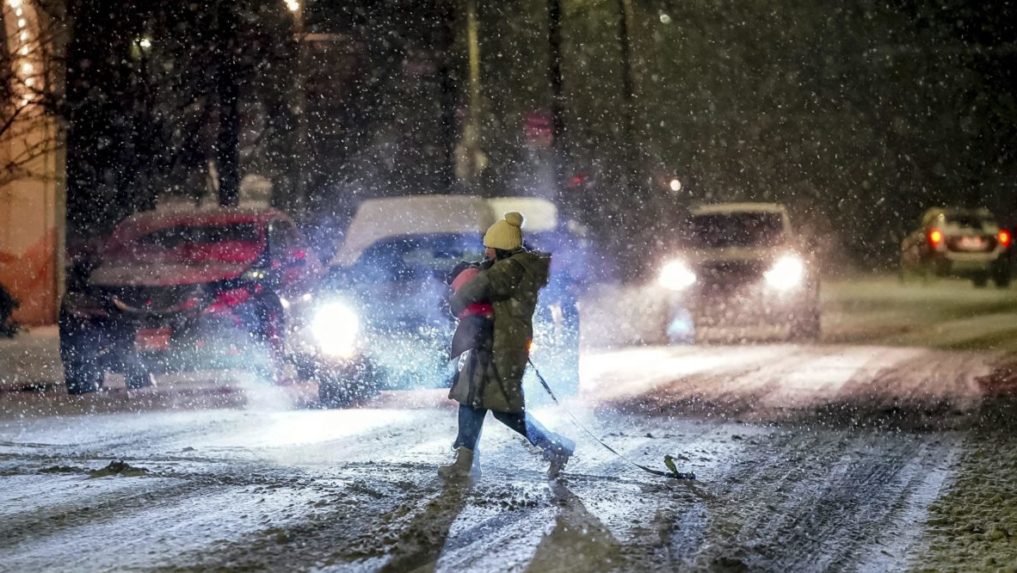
[439,212,575,480]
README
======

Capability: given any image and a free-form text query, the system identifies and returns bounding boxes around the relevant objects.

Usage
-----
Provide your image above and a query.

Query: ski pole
[528,358,695,481]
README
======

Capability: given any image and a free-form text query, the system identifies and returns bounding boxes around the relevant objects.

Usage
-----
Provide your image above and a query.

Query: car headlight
[764,254,806,291]
[658,259,697,291]
[310,300,361,359]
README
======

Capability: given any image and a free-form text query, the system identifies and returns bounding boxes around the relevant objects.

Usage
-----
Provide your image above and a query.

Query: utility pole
[615,0,642,264]
[216,0,240,207]
[616,0,638,196]
[547,0,566,199]
[458,0,483,191]
[437,0,458,193]
[285,0,309,214]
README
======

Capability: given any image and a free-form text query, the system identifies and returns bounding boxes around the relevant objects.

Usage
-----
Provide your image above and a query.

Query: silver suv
[657,202,820,342]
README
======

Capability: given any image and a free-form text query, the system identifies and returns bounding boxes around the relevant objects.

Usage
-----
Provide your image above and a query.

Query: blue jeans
[453,404,563,454]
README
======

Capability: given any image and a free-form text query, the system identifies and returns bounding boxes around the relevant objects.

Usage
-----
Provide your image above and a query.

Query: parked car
[59,207,323,394]
[303,194,583,407]
[900,207,1012,287]
[657,202,820,342]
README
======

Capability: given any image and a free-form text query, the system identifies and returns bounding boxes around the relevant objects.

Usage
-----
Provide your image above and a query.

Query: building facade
[0,0,64,325]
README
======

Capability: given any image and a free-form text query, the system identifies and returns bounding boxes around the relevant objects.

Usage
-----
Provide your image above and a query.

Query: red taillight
[204,287,252,314]
[928,229,944,248]
[999,230,1012,248]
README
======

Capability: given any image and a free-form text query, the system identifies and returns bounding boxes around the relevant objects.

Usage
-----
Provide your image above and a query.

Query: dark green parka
[448,249,550,413]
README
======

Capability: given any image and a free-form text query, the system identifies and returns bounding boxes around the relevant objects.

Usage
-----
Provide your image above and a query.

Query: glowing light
[659,13,672,24]
[311,301,361,359]
[8,0,23,9]
[17,18,26,27]
[20,62,33,74]
[138,37,152,49]
[928,229,944,248]
[669,178,682,192]
[658,259,697,291]
[764,254,806,291]
[19,31,29,41]
[284,0,300,12]
[998,230,1011,248]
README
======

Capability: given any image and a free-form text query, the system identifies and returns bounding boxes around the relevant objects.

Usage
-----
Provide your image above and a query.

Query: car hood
[89,261,250,287]
[686,247,780,265]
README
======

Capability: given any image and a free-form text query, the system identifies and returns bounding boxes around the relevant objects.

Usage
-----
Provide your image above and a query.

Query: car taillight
[999,230,1012,248]
[204,287,252,314]
[927,228,944,249]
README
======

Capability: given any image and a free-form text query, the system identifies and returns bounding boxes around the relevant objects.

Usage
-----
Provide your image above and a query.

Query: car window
[944,213,995,231]
[686,213,786,248]
[106,222,265,264]
[350,234,484,283]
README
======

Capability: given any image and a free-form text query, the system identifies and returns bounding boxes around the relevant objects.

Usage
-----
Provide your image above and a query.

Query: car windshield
[105,222,265,265]
[687,212,786,248]
[347,233,485,284]
[944,212,995,231]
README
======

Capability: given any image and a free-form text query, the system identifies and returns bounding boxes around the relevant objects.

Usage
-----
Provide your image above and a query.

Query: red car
[59,207,322,394]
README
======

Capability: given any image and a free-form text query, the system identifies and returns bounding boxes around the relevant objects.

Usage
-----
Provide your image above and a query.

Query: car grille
[697,260,768,289]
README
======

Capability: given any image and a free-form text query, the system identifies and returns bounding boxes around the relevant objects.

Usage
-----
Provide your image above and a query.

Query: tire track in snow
[680,428,961,572]
[591,344,999,426]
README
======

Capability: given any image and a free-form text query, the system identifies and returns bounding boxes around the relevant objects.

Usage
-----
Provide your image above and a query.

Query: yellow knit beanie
[483,212,525,250]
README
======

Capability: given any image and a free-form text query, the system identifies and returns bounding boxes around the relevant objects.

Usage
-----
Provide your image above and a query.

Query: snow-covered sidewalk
[0,325,62,391]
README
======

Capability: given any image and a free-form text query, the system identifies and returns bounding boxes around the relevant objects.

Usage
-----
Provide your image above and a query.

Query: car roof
[119,206,289,228]
[691,202,788,216]
[923,206,994,217]
[333,195,495,266]
[108,207,290,246]
[332,194,559,266]
[488,197,558,233]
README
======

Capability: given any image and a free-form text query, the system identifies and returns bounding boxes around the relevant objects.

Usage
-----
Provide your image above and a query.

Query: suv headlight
[764,254,806,291]
[310,300,361,359]
[658,259,697,291]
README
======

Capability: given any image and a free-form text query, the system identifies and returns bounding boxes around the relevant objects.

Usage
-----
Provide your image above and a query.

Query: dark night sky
[63,0,1017,267]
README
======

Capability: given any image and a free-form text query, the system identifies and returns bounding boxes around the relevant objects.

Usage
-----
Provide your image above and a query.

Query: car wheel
[973,273,989,288]
[318,377,355,407]
[124,358,155,390]
[251,300,287,383]
[789,309,821,342]
[993,266,1011,289]
[63,357,103,395]
[59,309,104,394]
[317,362,380,408]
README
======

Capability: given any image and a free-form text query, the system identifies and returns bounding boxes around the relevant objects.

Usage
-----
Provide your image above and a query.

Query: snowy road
[2,276,1017,572]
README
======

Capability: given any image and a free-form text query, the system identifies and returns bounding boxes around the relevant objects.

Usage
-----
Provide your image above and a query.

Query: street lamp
[283,0,308,214]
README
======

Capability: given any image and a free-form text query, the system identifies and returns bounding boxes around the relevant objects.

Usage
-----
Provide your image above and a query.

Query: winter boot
[544,435,576,479]
[438,447,480,481]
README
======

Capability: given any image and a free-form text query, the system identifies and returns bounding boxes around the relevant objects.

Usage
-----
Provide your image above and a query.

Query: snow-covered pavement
[1,275,1017,571]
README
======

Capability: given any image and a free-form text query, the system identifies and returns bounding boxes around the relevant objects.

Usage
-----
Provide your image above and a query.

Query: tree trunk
[216,0,240,207]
